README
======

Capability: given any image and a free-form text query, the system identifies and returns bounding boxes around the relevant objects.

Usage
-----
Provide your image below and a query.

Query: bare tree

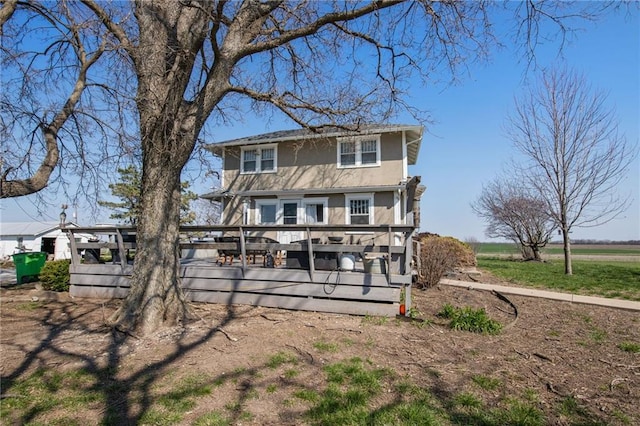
[506,67,637,274]
[0,1,137,210]
[2,1,616,334]
[192,199,222,226]
[472,178,555,261]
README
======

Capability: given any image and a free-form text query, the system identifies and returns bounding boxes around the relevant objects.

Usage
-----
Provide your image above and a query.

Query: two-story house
[202,124,424,246]
[67,125,424,316]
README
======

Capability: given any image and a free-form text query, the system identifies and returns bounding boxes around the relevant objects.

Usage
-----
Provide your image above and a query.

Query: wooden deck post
[306,227,315,281]
[387,226,392,284]
[404,230,412,276]
[239,227,247,271]
[67,228,81,265]
[115,228,127,269]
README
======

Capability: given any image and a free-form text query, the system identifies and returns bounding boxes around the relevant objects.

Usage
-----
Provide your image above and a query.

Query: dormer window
[337,135,380,168]
[241,144,277,174]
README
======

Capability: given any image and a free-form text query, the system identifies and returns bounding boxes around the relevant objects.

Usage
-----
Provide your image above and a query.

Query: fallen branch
[114,326,140,340]
[466,273,480,282]
[428,322,444,333]
[533,352,554,363]
[546,382,567,396]
[327,327,362,334]
[599,359,640,369]
[610,377,629,391]
[285,344,314,364]
[216,327,237,342]
[260,314,286,323]
[402,334,425,342]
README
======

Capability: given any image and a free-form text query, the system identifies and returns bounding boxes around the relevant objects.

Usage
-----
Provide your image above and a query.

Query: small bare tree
[506,67,637,274]
[472,178,555,261]
[192,199,222,226]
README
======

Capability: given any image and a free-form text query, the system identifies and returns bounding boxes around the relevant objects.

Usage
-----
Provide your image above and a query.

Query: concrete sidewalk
[440,278,640,311]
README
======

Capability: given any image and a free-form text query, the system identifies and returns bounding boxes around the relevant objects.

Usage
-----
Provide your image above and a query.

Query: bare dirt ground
[1,274,639,425]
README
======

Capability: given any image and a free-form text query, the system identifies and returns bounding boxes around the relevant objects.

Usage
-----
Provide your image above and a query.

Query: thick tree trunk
[108,1,219,335]
[110,164,190,334]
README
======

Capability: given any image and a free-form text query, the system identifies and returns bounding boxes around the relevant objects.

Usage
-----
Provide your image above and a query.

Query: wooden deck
[66,225,415,317]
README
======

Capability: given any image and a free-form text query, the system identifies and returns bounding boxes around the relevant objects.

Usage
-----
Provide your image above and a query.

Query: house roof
[0,221,79,237]
[206,124,423,165]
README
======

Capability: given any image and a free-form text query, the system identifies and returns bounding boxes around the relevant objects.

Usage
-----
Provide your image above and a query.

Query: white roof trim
[201,184,408,200]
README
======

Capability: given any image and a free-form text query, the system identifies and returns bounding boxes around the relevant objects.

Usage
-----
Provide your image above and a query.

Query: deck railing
[64,224,416,316]
[67,224,414,273]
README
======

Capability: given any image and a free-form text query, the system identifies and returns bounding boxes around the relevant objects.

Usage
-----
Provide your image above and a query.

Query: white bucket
[339,254,356,271]
[363,257,386,274]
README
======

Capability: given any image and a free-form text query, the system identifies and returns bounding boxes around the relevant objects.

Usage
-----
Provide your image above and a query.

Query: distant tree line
[559,239,640,246]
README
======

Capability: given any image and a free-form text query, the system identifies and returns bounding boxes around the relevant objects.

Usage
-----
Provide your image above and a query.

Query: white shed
[0,222,93,261]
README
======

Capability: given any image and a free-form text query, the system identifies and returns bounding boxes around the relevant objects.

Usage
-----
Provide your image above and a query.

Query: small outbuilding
[0,222,93,261]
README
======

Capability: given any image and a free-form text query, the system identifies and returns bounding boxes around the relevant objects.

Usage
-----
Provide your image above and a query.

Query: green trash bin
[12,252,47,284]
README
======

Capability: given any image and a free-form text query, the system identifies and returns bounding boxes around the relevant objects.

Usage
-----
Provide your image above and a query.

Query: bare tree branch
[0,0,18,32]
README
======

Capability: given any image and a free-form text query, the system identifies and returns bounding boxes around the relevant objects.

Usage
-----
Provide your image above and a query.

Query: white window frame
[345,193,374,225]
[255,199,278,224]
[337,135,381,168]
[241,144,277,174]
[302,197,329,225]
[242,199,251,225]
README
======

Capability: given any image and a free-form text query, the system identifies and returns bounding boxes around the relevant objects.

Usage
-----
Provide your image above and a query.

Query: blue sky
[2,6,638,241]
[413,9,640,242]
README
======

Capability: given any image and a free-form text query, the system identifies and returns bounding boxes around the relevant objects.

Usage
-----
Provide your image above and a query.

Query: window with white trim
[339,141,356,166]
[337,136,380,168]
[241,144,277,173]
[302,198,328,224]
[255,200,277,224]
[345,194,374,225]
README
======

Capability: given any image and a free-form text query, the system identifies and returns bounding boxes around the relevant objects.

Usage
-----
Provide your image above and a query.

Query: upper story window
[337,135,380,168]
[241,144,277,174]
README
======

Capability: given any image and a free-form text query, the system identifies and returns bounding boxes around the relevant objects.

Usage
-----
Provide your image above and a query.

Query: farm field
[476,242,640,260]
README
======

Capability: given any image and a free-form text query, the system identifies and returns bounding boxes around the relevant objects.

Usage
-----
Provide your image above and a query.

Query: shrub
[414,234,476,288]
[39,260,71,292]
[437,304,502,335]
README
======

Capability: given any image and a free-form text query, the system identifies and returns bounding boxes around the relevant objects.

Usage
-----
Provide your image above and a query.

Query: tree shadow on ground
[0,287,626,425]
[0,294,246,424]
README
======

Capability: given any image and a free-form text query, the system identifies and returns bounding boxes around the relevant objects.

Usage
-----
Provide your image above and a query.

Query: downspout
[402,131,408,181]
